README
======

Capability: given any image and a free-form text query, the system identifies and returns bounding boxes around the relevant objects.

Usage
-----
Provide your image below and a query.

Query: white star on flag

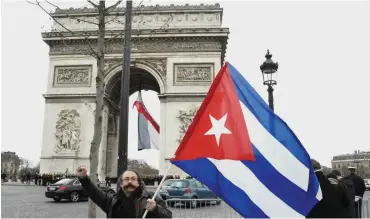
[204,113,232,147]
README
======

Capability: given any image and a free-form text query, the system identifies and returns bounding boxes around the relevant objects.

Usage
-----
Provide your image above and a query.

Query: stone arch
[104,60,165,95]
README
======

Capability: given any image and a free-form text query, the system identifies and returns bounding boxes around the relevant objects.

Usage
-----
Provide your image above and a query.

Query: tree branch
[28,0,99,57]
[45,0,99,26]
[87,0,98,8]
[105,0,123,14]
[104,0,143,24]
[49,31,98,58]
[26,0,38,5]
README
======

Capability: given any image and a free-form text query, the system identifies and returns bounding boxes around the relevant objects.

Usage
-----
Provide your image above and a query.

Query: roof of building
[52,3,222,15]
[332,151,370,161]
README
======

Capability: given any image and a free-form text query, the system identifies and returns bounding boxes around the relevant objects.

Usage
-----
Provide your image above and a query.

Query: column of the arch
[97,105,109,181]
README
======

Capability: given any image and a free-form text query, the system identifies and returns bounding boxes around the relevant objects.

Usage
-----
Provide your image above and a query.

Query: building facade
[1,151,21,181]
[39,4,229,179]
[331,150,370,178]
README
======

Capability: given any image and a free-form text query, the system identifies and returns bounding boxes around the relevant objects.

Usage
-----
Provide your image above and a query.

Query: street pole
[260,50,278,113]
[117,0,133,178]
[267,84,274,112]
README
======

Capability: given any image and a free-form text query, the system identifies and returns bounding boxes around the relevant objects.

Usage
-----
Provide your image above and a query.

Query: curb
[1,184,158,188]
[1,183,39,187]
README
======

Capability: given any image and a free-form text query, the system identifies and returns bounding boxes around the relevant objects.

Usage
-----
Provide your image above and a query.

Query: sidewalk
[1,181,39,186]
[1,182,158,190]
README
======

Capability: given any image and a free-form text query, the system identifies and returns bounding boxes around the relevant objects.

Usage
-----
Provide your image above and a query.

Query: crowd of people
[14,172,79,186]
[7,171,190,187]
[308,159,367,218]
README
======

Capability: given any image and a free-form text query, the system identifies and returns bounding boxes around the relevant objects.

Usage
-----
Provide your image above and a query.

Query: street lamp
[260,50,279,112]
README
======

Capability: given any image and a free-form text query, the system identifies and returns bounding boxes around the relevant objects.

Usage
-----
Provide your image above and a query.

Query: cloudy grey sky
[1,0,369,168]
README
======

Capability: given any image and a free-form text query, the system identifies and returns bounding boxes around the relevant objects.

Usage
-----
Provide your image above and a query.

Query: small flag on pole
[133,91,160,151]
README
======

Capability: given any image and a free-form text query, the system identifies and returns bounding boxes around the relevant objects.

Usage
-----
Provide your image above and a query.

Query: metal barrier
[165,198,242,218]
[361,196,370,218]
[165,196,370,218]
[355,196,362,218]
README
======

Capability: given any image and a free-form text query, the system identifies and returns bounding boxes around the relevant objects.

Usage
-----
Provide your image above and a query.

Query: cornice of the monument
[42,28,229,41]
[52,3,222,16]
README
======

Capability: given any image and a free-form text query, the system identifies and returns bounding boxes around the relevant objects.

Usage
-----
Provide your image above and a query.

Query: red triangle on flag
[172,63,255,161]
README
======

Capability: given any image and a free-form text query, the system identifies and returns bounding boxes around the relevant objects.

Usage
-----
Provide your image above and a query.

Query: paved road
[2,185,369,218]
[1,185,240,218]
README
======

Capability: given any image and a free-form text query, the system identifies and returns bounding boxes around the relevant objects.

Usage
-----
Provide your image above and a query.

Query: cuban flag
[133,91,160,151]
[170,63,322,218]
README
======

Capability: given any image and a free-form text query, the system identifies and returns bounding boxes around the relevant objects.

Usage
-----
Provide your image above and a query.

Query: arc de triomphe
[39,4,229,179]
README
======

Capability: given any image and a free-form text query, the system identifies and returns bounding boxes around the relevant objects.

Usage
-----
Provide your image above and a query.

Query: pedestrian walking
[76,165,172,218]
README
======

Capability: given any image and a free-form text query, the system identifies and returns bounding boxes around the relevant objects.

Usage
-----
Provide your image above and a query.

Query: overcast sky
[1,0,369,169]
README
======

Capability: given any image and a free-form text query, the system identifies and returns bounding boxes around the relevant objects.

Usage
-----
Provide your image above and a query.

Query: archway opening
[104,67,161,178]
[105,67,161,107]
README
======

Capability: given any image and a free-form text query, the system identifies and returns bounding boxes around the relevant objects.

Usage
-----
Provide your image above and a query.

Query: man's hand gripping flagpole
[142,164,172,218]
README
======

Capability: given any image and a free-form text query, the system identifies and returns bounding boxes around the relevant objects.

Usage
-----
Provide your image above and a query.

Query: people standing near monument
[105,175,111,187]
[331,169,356,218]
[344,167,366,218]
[1,173,6,183]
[76,165,172,218]
[307,159,347,218]
[26,173,31,185]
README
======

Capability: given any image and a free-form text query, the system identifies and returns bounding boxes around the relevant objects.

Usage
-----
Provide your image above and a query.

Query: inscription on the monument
[54,66,92,86]
[174,64,213,83]
[177,105,199,143]
[54,109,82,153]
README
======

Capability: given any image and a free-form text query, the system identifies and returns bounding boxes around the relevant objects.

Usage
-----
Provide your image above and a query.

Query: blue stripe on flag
[245,144,320,215]
[228,63,311,168]
[171,158,268,218]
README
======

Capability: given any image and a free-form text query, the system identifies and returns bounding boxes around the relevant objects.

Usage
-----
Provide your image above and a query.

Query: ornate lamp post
[260,50,279,112]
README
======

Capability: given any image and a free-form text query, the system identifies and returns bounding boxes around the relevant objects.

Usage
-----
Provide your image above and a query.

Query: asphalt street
[1,185,240,218]
[1,185,369,218]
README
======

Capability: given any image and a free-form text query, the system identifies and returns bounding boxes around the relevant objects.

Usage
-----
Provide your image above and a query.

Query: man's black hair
[310,159,321,170]
[331,169,342,176]
[116,169,145,192]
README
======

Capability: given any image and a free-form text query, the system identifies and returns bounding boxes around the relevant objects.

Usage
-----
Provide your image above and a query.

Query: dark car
[45,178,115,202]
[166,179,221,208]
[365,179,370,191]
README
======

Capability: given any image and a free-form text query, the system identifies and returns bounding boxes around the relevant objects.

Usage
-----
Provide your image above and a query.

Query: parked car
[45,178,115,202]
[365,179,370,191]
[166,179,221,208]
[159,179,177,200]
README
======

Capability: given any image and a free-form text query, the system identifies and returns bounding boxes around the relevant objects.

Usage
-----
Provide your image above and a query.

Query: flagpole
[142,164,172,218]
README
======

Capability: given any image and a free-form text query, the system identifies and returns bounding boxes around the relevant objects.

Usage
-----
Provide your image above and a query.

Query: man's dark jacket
[345,173,366,197]
[338,177,356,218]
[345,173,366,218]
[307,171,348,218]
[79,176,172,218]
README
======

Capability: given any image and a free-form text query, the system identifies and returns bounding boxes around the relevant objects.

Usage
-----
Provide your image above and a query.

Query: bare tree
[28,0,123,217]
[28,0,173,217]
